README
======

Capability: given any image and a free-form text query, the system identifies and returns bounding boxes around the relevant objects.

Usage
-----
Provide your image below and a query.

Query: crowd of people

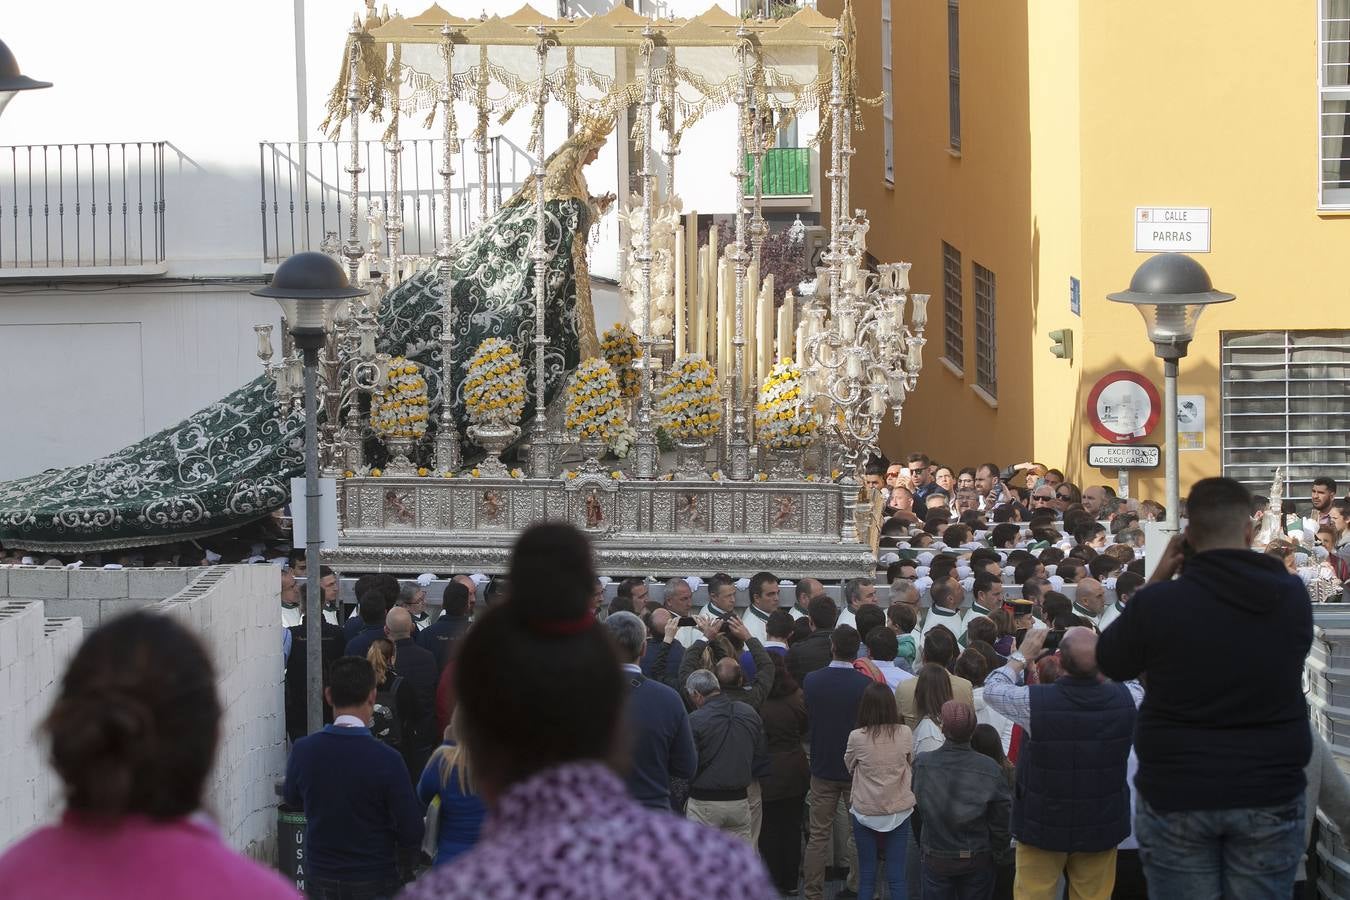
[5,457,1350,900]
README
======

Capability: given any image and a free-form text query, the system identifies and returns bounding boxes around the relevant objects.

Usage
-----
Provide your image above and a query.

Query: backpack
[370,674,405,748]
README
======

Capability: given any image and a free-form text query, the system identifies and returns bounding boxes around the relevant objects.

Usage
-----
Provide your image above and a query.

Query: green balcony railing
[744,147,811,196]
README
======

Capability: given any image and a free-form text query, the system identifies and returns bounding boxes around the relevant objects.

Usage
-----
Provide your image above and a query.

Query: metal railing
[744,147,812,196]
[0,142,167,270]
[259,136,535,264]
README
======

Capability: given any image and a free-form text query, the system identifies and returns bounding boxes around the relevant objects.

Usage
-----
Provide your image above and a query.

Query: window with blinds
[882,0,894,183]
[942,242,963,369]
[973,262,997,397]
[1221,330,1350,497]
[1322,0,1350,206]
[948,0,961,152]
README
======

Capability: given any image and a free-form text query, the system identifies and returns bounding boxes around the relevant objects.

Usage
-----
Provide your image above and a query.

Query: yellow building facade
[822,0,1350,503]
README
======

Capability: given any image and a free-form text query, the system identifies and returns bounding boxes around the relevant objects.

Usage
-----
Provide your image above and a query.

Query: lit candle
[674,228,685,358]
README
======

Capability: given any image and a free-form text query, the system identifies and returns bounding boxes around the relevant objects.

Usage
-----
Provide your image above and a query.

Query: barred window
[942,242,963,369]
[948,0,961,151]
[882,0,895,182]
[973,262,997,397]
[1322,0,1350,206]
[1221,330,1350,497]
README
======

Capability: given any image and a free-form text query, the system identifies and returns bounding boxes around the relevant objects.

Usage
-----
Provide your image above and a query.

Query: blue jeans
[1136,794,1306,900]
[852,814,911,900]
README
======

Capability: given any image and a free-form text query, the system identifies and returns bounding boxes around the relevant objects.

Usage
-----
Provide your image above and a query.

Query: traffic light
[1049,328,1073,361]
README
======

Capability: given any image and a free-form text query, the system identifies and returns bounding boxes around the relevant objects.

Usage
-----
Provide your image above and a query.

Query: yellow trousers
[1014,843,1117,900]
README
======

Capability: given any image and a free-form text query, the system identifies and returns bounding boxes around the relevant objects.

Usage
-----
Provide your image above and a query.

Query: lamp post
[0,38,52,120]
[253,252,366,735]
[1107,252,1233,532]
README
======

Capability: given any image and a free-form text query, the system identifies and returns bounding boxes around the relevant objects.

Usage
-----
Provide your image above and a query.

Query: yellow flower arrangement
[370,357,429,439]
[370,468,383,478]
[600,322,641,399]
[564,357,626,442]
[464,338,527,426]
[755,359,821,450]
[656,354,722,440]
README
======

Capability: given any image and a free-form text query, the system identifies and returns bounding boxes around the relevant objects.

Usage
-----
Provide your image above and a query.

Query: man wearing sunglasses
[908,453,939,503]
[1029,488,1060,518]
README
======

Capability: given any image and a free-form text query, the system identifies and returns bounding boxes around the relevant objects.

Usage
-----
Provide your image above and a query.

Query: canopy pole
[661,46,678,198]
[726,25,753,482]
[475,45,490,226]
[435,24,462,473]
[525,26,554,478]
[341,19,365,288]
[632,29,660,480]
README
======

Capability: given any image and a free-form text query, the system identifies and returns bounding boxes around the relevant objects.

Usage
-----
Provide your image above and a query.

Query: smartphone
[678,616,697,628]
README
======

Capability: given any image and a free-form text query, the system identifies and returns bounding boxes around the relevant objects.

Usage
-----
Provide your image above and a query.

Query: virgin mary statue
[378,113,617,438]
[0,118,617,552]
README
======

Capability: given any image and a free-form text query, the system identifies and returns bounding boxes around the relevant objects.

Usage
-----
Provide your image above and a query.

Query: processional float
[257,2,930,578]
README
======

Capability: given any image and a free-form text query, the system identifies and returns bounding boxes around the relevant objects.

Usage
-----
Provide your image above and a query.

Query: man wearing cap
[984,626,1140,898]
[911,700,1011,898]
[742,572,781,645]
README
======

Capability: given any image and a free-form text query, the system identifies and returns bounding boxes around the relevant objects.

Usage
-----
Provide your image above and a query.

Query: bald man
[984,626,1142,898]
[791,577,827,620]
[385,606,438,762]
[1072,578,1107,629]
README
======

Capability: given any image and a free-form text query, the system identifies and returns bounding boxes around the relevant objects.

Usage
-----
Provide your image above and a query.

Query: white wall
[0,564,287,860]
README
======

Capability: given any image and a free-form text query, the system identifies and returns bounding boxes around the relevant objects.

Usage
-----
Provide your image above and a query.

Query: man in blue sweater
[284,656,424,899]
[345,592,389,659]
[1098,477,1313,899]
[801,625,870,900]
[606,611,697,811]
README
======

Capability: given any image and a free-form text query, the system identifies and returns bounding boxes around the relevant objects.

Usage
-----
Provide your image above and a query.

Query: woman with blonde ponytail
[416,708,485,866]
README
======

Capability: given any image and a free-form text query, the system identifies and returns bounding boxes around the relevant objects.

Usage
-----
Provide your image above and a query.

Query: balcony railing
[744,147,812,197]
[259,136,534,264]
[0,142,167,270]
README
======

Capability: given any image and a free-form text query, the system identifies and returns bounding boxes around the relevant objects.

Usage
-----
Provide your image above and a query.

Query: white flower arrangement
[600,322,641,399]
[755,358,821,450]
[371,357,429,439]
[656,354,722,440]
[608,423,637,459]
[464,338,526,426]
[564,357,625,442]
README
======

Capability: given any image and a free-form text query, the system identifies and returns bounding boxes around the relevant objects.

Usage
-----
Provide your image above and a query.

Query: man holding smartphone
[1098,478,1312,899]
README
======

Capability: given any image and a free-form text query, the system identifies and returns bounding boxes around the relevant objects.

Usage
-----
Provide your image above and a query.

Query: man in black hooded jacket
[1098,476,1312,899]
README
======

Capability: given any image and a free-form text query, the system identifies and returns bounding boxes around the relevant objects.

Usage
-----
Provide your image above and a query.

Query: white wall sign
[1134,207,1210,253]
[290,477,340,550]
[1087,444,1161,468]
[1177,394,1206,451]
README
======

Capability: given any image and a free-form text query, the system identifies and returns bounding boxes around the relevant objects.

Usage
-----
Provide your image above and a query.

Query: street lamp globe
[252,251,366,344]
[0,38,53,120]
[1106,253,1234,359]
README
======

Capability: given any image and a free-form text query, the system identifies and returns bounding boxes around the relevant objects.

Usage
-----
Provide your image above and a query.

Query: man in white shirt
[664,576,701,648]
[742,571,781,645]
[864,624,914,689]
[835,577,877,630]
[966,572,1004,622]
[1073,577,1107,629]
[1097,571,1143,633]
[790,577,827,620]
[281,567,303,628]
[921,577,967,643]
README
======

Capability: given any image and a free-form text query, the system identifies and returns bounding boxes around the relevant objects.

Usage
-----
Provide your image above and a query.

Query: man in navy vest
[984,625,1141,899]
[1099,477,1313,899]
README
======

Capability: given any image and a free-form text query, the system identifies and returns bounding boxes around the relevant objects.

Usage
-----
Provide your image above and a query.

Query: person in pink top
[0,611,297,900]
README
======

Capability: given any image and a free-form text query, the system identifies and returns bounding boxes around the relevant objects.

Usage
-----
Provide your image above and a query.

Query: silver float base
[330,474,874,579]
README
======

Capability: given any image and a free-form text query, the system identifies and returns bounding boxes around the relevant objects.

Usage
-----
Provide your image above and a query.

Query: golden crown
[574,113,615,150]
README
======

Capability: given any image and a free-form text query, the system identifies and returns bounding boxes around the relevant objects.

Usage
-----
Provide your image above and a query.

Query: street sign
[1134,206,1210,252]
[1088,444,1161,469]
[1086,370,1160,443]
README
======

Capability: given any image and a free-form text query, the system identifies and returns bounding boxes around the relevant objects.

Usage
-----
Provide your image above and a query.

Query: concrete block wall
[0,602,82,851]
[0,566,206,634]
[0,564,286,862]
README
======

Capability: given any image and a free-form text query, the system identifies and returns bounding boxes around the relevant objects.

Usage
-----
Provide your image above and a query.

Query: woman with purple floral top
[398,523,776,900]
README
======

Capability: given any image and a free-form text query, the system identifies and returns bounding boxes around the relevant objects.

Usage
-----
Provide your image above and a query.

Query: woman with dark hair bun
[0,611,296,898]
[399,521,776,900]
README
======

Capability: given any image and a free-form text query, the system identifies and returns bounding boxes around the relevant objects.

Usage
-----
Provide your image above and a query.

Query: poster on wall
[1177,394,1206,450]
